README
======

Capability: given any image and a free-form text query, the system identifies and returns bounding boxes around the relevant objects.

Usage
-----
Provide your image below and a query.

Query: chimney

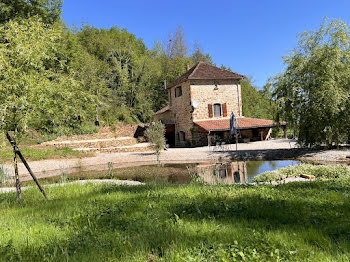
[186,64,190,71]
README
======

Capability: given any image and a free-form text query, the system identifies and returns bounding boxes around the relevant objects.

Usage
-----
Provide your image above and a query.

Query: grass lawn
[0,179,349,261]
[0,147,92,162]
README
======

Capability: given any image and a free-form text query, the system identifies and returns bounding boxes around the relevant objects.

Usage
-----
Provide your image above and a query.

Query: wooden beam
[6,132,47,199]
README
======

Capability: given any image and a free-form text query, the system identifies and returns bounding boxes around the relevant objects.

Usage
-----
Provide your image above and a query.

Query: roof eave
[189,76,245,81]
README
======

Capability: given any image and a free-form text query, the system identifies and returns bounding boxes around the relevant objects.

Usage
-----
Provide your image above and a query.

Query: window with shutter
[175,86,182,97]
[208,104,213,118]
[223,103,227,117]
[179,131,185,142]
[213,104,222,117]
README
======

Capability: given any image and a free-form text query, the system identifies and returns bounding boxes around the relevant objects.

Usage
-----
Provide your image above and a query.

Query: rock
[300,174,315,180]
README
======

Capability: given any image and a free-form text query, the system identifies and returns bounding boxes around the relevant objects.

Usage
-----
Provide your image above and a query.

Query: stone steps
[43,137,137,149]
[74,143,152,153]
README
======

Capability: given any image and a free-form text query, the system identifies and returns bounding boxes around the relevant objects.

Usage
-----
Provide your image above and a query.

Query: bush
[145,121,165,165]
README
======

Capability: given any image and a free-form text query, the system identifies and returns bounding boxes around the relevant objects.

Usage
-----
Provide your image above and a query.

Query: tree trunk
[156,151,160,166]
[13,147,22,204]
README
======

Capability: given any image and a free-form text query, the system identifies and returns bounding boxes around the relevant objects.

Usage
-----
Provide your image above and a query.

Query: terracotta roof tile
[168,62,245,88]
[194,117,286,131]
[154,105,170,116]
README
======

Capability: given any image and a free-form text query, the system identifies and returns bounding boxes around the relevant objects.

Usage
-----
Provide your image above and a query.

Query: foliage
[253,163,350,183]
[0,0,62,24]
[0,179,349,261]
[0,18,92,141]
[145,121,165,164]
[241,78,276,119]
[0,165,12,184]
[272,18,350,147]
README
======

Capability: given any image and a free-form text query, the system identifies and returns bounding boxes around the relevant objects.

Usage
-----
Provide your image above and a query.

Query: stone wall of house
[169,81,194,146]
[191,124,209,146]
[190,79,242,121]
[154,110,173,125]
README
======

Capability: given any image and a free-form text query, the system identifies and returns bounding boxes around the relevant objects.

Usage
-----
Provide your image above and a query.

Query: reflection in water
[196,162,248,184]
[53,160,300,185]
[195,160,300,184]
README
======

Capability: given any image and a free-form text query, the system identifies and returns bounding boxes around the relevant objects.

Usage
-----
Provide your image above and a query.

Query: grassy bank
[0,147,92,162]
[0,179,349,261]
[253,164,350,183]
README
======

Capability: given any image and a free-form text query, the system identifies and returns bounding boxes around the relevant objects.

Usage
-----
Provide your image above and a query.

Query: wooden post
[6,132,47,199]
[260,129,264,141]
[235,133,238,151]
[283,126,287,138]
[207,131,211,150]
[13,146,22,203]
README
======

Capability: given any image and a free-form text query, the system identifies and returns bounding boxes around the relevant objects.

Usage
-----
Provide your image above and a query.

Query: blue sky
[62,0,350,88]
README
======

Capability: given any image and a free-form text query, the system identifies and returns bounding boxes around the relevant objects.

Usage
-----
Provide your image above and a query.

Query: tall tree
[0,18,90,202]
[191,42,214,65]
[167,25,188,58]
[272,18,350,147]
[75,25,155,124]
[0,0,62,24]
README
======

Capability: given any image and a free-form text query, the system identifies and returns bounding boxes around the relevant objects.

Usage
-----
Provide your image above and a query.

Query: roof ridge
[188,61,202,79]
[167,61,244,88]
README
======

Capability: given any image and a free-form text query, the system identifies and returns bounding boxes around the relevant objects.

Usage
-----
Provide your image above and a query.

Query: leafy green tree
[272,18,350,148]
[0,18,90,202]
[241,78,276,120]
[75,25,156,124]
[145,121,165,165]
[0,0,62,24]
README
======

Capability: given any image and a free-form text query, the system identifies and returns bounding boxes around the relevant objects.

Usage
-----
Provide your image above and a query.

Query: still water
[55,160,300,185]
[192,160,300,184]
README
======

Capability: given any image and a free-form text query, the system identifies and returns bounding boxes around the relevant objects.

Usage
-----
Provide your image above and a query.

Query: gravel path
[1,139,349,181]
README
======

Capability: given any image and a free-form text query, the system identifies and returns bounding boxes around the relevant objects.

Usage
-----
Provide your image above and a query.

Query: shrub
[145,121,165,165]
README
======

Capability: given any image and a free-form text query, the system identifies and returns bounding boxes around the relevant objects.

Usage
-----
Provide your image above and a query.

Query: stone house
[154,62,286,147]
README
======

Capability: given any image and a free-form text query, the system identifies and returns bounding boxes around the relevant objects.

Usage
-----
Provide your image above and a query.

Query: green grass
[0,147,92,162]
[253,164,350,183]
[0,179,349,261]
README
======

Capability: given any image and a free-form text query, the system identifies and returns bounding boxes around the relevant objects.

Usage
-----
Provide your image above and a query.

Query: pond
[34,160,300,186]
[191,160,300,184]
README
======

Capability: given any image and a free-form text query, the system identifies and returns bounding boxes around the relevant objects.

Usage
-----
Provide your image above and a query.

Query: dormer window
[213,103,222,117]
[175,86,182,97]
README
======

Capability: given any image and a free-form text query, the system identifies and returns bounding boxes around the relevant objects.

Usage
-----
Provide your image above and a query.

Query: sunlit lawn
[0,179,349,261]
[0,147,92,162]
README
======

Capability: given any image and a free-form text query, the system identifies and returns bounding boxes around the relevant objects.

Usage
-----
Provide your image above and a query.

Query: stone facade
[154,110,173,125]
[168,81,194,146]
[190,79,242,121]
[165,79,242,146]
